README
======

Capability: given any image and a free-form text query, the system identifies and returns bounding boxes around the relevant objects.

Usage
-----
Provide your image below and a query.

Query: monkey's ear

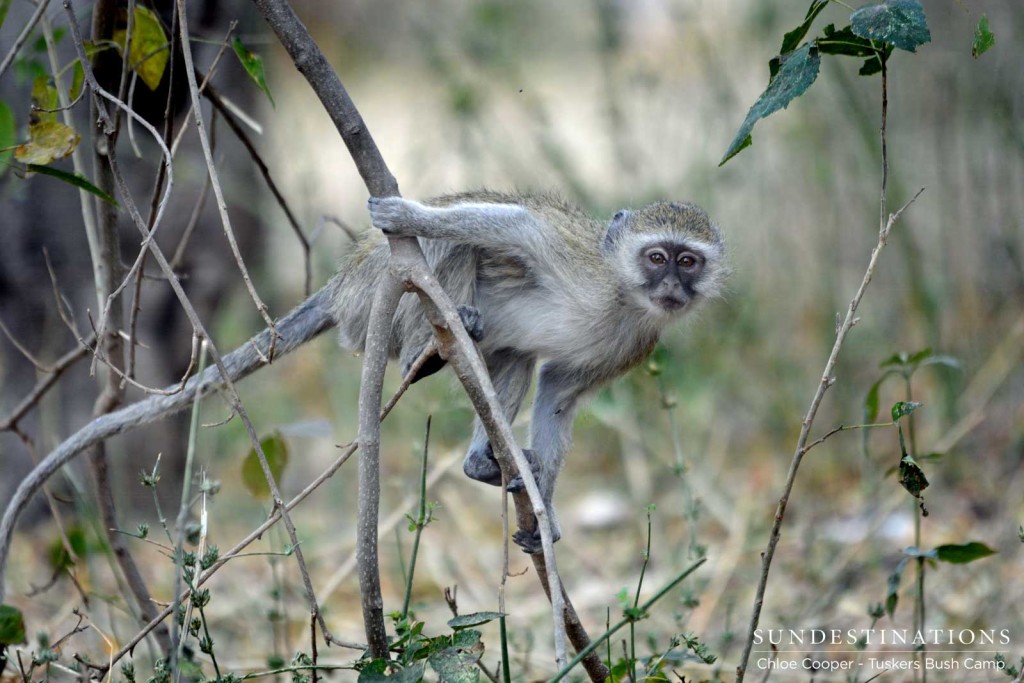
[602,209,631,253]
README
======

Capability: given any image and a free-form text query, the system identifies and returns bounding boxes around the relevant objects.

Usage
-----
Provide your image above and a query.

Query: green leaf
[0,0,11,31]
[26,164,119,205]
[899,454,929,498]
[890,400,921,422]
[816,24,877,58]
[934,542,996,564]
[879,352,907,368]
[241,432,290,500]
[357,660,425,683]
[906,347,933,366]
[428,644,481,683]
[864,378,883,423]
[232,37,275,107]
[920,355,960,370]
[70,60,85,102]
[770,0,829,79]
[47,526,90,571]
[0,100,14,174]
[850,0,931,53]
[972,15,994,58]
[112,6,169,91]
[30,74,58,123]
[446,612,504,630]
[0,605,27,645]
[720,43,820,165]
[14,120,80,165]
[884,556,908,620]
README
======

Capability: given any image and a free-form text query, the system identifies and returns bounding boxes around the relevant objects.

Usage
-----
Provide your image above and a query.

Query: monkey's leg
[512,362,585,554]
[401,305,485,383]
[462,350,536,486]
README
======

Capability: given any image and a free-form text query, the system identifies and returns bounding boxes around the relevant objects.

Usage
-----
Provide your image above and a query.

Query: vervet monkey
[0,191,725,569]
[330,191,726,553]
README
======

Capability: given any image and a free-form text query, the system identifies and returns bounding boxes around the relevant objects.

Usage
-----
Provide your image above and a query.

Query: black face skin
[640,240,705,312]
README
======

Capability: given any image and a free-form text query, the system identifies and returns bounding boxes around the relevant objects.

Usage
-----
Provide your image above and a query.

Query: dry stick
[84,0,172,657]
[173,0,281,361]
[732,188,923,683]
[201,81,313,297]
[248,0,595,674]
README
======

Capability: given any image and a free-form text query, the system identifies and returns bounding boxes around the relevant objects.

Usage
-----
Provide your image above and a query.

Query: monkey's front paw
[367,196,419,235]
[513,523,561,555]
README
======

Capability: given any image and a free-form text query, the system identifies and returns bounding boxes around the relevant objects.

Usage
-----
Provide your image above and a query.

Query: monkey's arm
[367,197,548,256]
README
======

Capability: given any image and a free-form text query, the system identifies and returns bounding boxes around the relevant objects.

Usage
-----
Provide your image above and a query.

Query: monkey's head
[603,201,726,317]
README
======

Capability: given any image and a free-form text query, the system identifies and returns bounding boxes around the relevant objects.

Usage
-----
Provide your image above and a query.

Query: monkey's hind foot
[513,523,561,555]
[463,444,540,493]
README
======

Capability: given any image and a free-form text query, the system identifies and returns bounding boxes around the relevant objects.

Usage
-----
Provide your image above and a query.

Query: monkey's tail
[0,286,337,600]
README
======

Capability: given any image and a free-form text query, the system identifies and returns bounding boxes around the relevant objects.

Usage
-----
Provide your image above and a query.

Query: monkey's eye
[678,253,699,269]
[648,252,667,265]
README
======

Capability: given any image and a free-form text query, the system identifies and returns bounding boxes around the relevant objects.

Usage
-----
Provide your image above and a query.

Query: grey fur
[334,191,726,553]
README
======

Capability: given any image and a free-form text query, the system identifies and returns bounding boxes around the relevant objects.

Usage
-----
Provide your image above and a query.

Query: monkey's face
[638,241,707,313]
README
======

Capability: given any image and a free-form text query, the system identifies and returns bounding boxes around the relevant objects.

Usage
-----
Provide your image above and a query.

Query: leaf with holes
[14,120,81,165]
[721,43,821,165]
[232,37,275,107]
[934,542,996,564]
[972,15,994,58]
[112,6,169,90]
[241,432,290,500]
[898,455,928,498]
[428,632,483,683]
[850,0,930,53]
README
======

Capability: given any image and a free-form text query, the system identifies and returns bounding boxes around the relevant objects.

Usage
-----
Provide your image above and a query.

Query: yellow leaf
[14,120,80,165]
[30,75,57,124]
[112,6,168,91]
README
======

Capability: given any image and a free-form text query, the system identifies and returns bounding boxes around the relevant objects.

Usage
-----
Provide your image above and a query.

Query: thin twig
[0,0,53,81]
[175,1,281,360]
[733,188,926,681]
[0,335,95,431]
[97,442,364,674]
[202,80,313,296]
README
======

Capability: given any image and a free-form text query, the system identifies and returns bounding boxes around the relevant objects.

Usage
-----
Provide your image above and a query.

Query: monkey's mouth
[653,294,688,312]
